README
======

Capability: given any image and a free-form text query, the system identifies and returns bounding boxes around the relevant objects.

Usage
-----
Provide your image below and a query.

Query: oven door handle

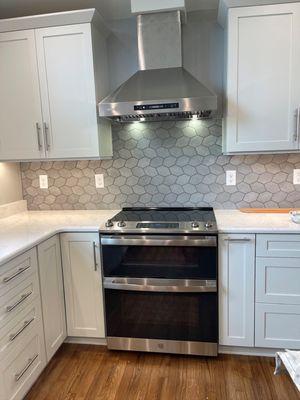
[103,278,217,293]
[100,236,216,247]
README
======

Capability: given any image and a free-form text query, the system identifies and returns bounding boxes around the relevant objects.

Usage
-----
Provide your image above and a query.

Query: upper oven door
[100,235,217,280]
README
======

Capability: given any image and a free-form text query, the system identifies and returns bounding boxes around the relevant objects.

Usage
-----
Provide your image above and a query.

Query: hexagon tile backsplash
[21,119,300,210]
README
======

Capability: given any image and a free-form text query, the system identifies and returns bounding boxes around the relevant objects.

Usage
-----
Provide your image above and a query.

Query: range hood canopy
[99,7,217,123]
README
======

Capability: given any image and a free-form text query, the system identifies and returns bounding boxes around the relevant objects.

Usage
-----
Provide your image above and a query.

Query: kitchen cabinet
[37,235,66,362]
[224,3,300,154]
[219,234,255,347]
[61,232,105,338]
[0,10,112,161]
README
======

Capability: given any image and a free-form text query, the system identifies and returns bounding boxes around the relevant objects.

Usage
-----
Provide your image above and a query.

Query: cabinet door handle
[223,238,251,242]
[93,241,98,271]
[15,354,38,382]
[36,123,42,151]
[9,317,35,342]
[6,291,32,313]
[294,108,300,142]
[3,265,30,283]
[44,122,50,151]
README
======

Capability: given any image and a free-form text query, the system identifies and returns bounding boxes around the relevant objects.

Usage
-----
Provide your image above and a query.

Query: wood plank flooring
[25,344,300,400]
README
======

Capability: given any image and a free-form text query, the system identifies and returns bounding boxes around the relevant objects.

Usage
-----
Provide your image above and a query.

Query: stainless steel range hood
[99,10,217,122]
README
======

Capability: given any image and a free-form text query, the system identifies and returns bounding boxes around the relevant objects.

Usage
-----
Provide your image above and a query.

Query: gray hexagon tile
[21,119,300,210]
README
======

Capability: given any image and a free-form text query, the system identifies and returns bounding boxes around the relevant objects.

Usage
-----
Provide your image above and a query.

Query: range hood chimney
[99,2,217,123]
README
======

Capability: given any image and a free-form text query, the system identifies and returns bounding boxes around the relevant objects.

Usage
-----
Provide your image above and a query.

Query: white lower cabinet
[37,235,67,362]
[219,234,255,347]
[255,303,300,349]
[61,232,105,338]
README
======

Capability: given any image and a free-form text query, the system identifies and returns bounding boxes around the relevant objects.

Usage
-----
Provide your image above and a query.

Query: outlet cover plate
[39,175,48,189]
[293,169,300,185]
[95,174,104,188]
[226,170,236,186]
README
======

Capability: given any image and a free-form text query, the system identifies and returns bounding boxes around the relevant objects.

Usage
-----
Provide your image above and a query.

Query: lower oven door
[103,278,218,356]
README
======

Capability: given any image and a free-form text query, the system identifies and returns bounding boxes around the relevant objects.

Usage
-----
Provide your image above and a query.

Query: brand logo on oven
[158,343,164,349]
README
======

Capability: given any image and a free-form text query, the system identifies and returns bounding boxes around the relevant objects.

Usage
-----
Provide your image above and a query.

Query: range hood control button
[191,222,199,228]
[105,219,114,228]
[117,221,126,228]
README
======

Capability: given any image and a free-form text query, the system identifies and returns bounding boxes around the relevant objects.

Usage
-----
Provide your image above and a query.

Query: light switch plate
[226,170,236,186]
[39,175,48,189]
[293,169,300,185]
[95,174,104,188]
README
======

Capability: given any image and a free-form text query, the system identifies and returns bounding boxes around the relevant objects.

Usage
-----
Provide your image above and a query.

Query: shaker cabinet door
[38,235,66,362]
[35,24,100,159]
[0,30,44,160]
[219,234,255,347]
[61,232,105,338]
[225,3,300,153]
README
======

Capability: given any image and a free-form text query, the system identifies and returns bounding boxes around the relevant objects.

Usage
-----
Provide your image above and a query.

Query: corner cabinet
[219,234,255,347]
[61,232,105,338]
[0,10,112,161]
[223,3,300,154]
[37,235,66,362]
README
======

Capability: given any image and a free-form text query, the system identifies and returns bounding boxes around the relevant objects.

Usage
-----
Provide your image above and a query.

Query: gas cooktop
[100,207,217,234]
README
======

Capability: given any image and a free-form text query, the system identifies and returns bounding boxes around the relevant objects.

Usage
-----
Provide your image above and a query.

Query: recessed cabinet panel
[0,30,44,160]
[219,234,255,347]
[35,24,100,159]
[225,4,300,153]
[256,234,300,258]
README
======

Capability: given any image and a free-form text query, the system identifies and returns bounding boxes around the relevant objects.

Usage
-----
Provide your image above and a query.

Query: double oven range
[100,207,218,356]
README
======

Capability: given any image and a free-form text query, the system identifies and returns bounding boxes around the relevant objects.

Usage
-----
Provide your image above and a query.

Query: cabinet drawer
[255,303,300,349]
[0,299,42,356]
[256,234,300,258]
[0,275,39,327]
[0,328,46,400]
[0,249,38,296]
[256,258,300,304]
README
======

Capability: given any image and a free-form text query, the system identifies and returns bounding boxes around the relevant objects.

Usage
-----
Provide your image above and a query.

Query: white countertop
[0,208,300,266]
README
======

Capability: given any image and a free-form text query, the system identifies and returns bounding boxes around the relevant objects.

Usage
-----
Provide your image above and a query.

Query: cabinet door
[219,234,255,346]
[255,303,300,349]
[0,30,44,160]
[38,235,66,361]
[35,24,100,159]
[61,232,105,338]
[225,4,300,153]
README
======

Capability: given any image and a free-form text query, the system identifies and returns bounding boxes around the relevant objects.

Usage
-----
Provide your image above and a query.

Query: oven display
[136,223,179,229]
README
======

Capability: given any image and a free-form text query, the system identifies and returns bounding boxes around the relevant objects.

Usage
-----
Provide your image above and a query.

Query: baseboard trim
[65,337,107,346]
[219,345,282,357]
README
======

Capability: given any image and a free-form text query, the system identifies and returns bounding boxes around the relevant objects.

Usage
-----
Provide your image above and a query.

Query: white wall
[0,163,23,205]
[107,10,224,110]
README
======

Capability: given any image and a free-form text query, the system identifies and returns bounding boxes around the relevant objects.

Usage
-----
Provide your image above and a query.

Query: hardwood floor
[25,344,300,400]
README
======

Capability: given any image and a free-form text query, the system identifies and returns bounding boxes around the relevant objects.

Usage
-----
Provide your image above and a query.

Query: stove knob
[191,221,199,228]
[105,219,114,228]
[117,221,126,228]
[205,222,213,229]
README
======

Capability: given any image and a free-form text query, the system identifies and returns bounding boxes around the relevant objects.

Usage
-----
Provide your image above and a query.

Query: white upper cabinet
[0,10,112,161]
[224,3,300,154]
[0,30,44,160]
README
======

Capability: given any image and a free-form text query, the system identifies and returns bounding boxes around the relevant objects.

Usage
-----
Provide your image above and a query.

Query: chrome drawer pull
[15,354,38,382]
[223,238,251,242]
[6,291,32,313]
[3,266,30,283]
[9,317,35,342]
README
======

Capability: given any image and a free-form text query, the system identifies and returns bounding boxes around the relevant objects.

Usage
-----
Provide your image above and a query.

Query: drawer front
[0,249,38,296]
[0,299,42,355]
[0,275,39,327]
[256,258,300,304]
[0,329,46,400]
[255,303,300,349]
[256,234,300,258]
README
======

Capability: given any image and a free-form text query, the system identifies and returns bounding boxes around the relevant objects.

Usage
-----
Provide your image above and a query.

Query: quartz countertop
[0,210,119,265]
[1,208,300,266]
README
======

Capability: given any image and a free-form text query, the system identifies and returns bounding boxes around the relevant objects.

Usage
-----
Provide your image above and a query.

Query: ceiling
[0,0,219,20]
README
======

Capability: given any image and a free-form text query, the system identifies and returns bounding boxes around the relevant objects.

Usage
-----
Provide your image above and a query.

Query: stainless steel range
[100,207,218,357]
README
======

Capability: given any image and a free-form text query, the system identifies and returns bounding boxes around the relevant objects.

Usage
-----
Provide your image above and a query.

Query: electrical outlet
[95,174,104,188]
[226,170,236,186]
[293,169,300,185]
[39,175,48,189]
